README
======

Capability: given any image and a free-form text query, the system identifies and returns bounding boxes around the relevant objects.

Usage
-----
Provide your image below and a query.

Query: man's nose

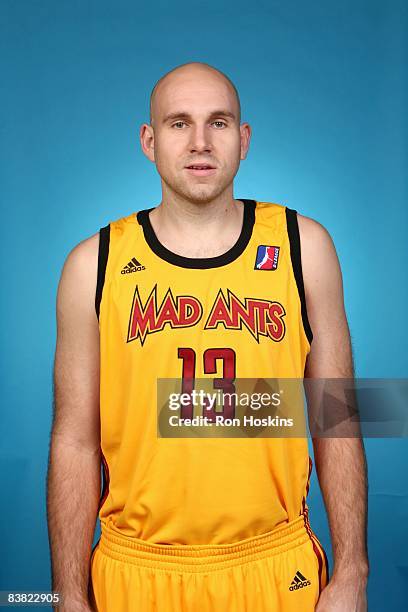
[189,125,212,152]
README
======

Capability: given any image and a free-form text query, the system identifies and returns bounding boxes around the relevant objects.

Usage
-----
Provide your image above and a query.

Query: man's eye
[171,120,226,129]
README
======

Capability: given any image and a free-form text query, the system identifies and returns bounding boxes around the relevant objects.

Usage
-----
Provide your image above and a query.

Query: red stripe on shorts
[303,509,324,595]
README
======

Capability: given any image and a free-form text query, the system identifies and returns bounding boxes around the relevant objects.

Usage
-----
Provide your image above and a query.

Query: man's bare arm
[47,233,101,611]
[299,214,369,611]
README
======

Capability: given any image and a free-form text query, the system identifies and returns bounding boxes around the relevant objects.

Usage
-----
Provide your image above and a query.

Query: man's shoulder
[255,200,285,214]
[297,212,336,257]
[296,212,342,299]
[66,209,137,259]
[254,202,334,249]
[59,232,100,298]
[67,232,100,267]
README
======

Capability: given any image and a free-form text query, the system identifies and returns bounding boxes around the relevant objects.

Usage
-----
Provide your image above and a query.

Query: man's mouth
[185,163,217,176]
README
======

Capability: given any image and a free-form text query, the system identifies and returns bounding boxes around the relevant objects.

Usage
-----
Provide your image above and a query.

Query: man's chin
[183,184,226,204]
[163,175,229,204]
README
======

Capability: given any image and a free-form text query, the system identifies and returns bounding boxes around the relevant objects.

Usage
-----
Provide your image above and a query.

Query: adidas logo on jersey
[288,570,311,591]
[121,257,146,274]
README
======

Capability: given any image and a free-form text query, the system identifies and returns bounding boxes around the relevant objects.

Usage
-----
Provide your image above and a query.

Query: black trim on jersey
[285,208,313,345]
[136,199,256,269]
[95,224,110,321]
[90,535,100,562]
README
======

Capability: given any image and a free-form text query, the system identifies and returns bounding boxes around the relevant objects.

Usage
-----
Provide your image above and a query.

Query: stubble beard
[163,169,232,206]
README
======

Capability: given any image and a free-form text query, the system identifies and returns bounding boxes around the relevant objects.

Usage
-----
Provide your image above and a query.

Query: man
[47,61,369,611]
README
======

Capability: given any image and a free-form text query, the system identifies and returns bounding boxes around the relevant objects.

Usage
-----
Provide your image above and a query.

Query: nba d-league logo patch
[255,245,280,270]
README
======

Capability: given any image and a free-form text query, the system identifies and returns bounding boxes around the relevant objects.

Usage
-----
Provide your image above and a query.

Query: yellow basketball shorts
[89,512,329,611]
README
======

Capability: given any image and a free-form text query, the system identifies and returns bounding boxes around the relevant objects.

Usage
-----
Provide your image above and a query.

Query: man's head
[140,62,251,204]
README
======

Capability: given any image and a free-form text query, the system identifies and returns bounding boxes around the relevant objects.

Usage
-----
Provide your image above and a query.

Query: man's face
[141,70,250,203]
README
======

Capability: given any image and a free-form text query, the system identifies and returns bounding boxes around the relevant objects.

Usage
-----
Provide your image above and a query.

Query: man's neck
[148,194,245,259]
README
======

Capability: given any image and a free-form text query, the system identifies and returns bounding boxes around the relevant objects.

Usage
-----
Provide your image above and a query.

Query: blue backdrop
[1,1,407,610]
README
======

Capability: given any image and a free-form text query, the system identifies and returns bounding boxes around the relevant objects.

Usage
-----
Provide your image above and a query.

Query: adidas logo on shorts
[288,570,311,591]
[121,257,146,274]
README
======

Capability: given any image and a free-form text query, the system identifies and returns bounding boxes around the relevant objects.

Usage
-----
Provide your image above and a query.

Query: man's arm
[298,214,369,611]
[47,233,101,611]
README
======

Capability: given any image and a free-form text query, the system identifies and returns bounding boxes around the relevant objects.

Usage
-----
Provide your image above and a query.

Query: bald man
[47,62,368,611]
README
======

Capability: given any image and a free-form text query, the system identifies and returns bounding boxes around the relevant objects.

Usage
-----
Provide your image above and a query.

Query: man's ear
[140,124,155,163]
[240,122,251,161]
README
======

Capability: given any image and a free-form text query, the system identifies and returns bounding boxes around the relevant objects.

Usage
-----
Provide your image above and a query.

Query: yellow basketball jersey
[95,199,314,545]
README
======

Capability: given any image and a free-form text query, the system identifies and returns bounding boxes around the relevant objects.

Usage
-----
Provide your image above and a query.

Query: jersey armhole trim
[285,207,313,345]
[95,224,110,321]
